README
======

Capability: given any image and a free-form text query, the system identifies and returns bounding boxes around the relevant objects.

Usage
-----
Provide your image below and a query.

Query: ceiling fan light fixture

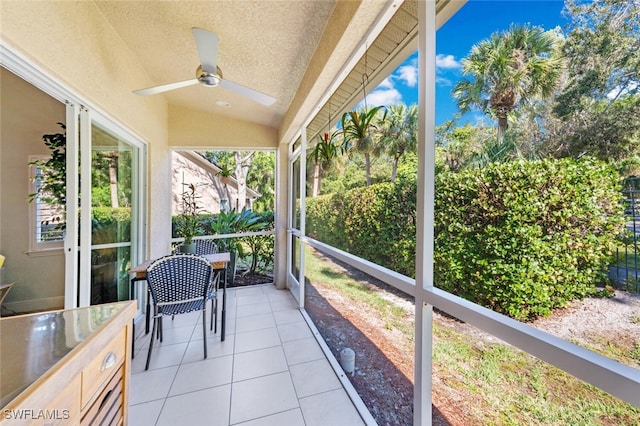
[196,65,223,87]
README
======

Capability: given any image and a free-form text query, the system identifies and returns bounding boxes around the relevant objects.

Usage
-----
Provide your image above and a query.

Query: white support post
[78,107,92,307]
[415,1,437,425]
[64,102,79,309]
[298,129,307,307]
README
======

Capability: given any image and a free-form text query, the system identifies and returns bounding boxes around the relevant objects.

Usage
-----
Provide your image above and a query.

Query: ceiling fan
[133,27,276,106]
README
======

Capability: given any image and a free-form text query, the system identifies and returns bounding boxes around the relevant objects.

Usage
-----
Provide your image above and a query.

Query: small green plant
[216,163,233,184]
[28,123,67,229]
[175,183,203,244]
[309,131,342,169]
[340,106,386,153]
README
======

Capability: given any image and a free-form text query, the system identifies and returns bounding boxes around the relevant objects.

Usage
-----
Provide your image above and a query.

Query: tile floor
[128,284,367,426]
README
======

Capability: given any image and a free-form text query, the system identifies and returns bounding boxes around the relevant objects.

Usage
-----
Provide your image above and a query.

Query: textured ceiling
[93,0,463,140]
[95,0,338,129]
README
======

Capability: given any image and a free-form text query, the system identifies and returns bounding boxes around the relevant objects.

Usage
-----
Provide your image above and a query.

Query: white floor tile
[282,338,325,365]
[273,309,303,325]
[153,324,197,345]
[299,389,365,426]
[129,366,178,405]
[289,359,341,398]
[236,294,267,306]
[127,286,370,426]
[270,298,299,312]
[182,335,235,363]
[156,385,231,426]
[132,342,188,373]
[234,327,281,353]
[235,408,306,426]
[169,355,233,396]
[128,399,164,426]
[236,302,272,317]
[277,321,313,342]
[229,372,299,424]
[233,346,288,381]
[235,313,276,333]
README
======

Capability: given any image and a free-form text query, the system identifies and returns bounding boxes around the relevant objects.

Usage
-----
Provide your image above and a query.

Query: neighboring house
[171,151,260,216]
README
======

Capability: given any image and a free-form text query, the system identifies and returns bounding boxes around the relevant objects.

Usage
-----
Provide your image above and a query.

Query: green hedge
[306,178,417,277]
[307,158,625,320]
[434,158,624,320]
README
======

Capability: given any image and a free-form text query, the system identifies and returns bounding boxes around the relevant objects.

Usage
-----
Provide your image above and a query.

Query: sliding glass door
[87,122,140,305]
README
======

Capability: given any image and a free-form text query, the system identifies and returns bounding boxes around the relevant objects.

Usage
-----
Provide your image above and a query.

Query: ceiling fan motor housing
[196,65,223,87]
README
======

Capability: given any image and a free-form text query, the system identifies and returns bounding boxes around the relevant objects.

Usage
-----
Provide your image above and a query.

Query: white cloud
[397,64,418,87]
[358,87,402,108]
[436,76,452,87]
[436,54,461,70]
[377,77,395,90]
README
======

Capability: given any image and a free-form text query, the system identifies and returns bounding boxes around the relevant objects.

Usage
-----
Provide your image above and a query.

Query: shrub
[306,179,416,276]
[434,158,625,320]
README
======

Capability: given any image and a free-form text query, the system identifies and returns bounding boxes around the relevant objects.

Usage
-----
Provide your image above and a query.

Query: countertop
[0,301,134,408]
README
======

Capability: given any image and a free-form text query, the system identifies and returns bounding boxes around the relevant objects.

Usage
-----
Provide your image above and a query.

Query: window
[29,156,64,252]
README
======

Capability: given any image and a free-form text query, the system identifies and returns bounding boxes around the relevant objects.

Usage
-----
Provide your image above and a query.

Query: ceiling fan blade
[192,27,219,74]
[133,79,198,96]
[219,79,277,106]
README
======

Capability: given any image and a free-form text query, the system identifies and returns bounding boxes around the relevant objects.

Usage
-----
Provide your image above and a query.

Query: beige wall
[0,1,286,297]
[168,104,278,149]
[0,0,174,260]
[0,68,66,312]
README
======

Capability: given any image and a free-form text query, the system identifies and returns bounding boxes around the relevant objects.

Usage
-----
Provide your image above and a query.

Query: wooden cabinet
[1,302,136,425]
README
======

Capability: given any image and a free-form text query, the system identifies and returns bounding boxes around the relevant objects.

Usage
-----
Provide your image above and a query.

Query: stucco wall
[0,68,66,312]
[0,1,173,260]
[168,104,278,149]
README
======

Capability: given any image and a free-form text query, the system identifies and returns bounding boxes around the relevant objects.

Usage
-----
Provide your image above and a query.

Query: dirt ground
[301,249,640,426]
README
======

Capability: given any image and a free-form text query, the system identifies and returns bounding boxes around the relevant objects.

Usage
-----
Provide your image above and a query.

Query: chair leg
[214,298,218,334]
[145,315,158,371]
[214,297,218,333]
[202,306,208,359]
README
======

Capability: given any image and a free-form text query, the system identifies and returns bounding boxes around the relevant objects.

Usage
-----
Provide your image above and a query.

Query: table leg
[130,278,136,358]
[221,267,227,341]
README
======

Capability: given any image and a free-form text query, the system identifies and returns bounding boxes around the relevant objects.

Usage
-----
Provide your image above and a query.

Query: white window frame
[27,155,65,254]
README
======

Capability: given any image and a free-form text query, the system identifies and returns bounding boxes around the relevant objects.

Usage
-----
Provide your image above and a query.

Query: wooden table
[128,253,231,350]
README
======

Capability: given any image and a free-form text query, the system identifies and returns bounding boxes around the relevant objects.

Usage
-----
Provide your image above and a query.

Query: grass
[304,246,640,425]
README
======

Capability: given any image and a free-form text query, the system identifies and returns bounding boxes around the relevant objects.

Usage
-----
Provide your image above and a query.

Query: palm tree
[376,103,418,181]
[453,24,563,143]
[341,106,386,186]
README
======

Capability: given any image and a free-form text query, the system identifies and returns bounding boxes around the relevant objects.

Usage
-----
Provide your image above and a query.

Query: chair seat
[157,299,205,317]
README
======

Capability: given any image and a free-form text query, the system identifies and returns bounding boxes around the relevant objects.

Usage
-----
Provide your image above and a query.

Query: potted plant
[176,183,202,253]
[216,163,233,185]
[340,106,386,186]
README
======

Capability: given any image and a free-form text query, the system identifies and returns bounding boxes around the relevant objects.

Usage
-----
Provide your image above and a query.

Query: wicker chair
[194,239,219,255]
[194,239,221,332]
[145,254,212,370]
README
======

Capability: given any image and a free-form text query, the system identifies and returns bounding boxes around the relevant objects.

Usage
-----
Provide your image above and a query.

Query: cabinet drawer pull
[101,351,117,372]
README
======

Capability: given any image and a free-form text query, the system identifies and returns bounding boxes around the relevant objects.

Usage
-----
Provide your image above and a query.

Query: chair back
[146,254,212,306]
[195,239,219,255]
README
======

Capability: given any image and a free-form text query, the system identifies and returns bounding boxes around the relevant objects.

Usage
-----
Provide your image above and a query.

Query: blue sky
[365,0,569,126]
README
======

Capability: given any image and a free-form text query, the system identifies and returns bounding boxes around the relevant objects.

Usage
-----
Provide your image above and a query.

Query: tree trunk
[312,162,321,197]
[234,151,253,211]
[365,153,371,186]
[391,155,400,182]
[107,153,119,208]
